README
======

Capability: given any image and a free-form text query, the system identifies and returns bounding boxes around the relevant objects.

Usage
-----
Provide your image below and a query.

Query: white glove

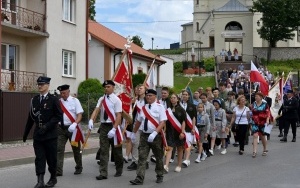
[107,128,116,138]
[68,123,77,133]
[130,133,136,143]
[147,131,158,143]
[88,119,94,130]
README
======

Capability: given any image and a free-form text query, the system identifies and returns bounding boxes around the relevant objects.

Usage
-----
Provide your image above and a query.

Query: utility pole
[151,37,154,50]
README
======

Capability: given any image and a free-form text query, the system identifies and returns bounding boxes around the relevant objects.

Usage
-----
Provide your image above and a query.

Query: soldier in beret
[23,76,63,188]
[130,89,167,185]
[56,84,84,176]
[89,80,124,180]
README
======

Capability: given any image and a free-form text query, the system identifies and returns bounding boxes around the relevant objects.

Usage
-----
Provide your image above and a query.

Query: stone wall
[253,47,300,60]
[163,47,300,63]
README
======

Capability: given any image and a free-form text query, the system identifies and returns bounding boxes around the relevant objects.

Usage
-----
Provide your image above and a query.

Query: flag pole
[143,55,158,87]
[185,77,193,90]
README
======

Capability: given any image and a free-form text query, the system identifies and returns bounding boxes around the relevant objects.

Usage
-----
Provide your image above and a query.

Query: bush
[203,57,215,72]
[132,73,146,87]
[174,62,182,74]
[182,61,189,70]
[77,78,104,123]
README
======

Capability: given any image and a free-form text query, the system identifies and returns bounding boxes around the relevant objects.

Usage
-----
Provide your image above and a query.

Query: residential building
[88,21,172,88]
[1,0,87,94]
[181,0,300,62]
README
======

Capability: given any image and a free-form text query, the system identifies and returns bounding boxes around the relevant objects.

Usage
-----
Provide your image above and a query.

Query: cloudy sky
[95,0,193,50]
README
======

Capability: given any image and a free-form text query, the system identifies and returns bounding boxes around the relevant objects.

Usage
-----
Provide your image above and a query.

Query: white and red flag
[144,56,157,89]
[268,78,283,119]
[250,61,269,96]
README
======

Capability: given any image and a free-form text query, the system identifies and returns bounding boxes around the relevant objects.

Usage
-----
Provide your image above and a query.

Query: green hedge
[203,57,215,72]
[77,78,104,123]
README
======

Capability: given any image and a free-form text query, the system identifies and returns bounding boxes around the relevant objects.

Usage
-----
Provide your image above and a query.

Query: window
[196,0,199,5]
[196,22,200,31]
[1,44,16,70]
[209,37,215,48]
[62,0,75,22]
[62,50,75,77]
[2,0,16,11]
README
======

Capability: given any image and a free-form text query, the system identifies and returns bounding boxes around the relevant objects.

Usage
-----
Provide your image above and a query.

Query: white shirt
[137,102,167,134]
[159,98,168,110]
[60,96,84,125]
[180,102,187,110]
[233,106,250,125]
[96,93,122,123]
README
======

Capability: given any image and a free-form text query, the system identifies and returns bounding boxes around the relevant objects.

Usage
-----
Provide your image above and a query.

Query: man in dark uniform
[279,89,299,142]
[23,76,63,188]
[130,89,167,185]
[89,80,123,180]
[56,84,84,176]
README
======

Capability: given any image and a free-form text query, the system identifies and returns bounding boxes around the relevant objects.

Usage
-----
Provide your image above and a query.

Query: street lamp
[151,37,154,50]
[257,20,260,27]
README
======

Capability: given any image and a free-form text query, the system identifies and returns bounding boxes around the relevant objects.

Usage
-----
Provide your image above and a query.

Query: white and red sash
[60,100,84,147]
[166,108,190,148]
[142,106,167,147]
[186,112,200,142]
[102,96,123,145]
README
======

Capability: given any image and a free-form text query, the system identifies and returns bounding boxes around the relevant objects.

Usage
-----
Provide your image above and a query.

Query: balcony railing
[1,69,45,92]
[1,2,45,32]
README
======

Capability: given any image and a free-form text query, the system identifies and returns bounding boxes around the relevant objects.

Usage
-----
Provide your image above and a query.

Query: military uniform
[56,84,84,176]
[130,89,167,185]
[96,80,123,180]
[23,76,63,188]
[279,91,299,142]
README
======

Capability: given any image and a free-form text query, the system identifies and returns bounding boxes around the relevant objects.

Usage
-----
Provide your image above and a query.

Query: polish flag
[250,61,269,96]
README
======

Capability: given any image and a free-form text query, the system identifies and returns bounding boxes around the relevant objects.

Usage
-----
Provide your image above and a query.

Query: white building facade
[1,0,87,94]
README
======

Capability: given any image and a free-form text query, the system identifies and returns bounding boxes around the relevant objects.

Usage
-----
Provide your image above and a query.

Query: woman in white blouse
[229,96,250,155]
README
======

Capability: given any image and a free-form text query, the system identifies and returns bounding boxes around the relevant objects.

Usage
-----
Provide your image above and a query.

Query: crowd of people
[22,76,299,187]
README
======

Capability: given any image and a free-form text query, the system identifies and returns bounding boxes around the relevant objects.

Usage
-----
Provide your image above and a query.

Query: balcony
[1,69,45,92]
[1,2,48,37]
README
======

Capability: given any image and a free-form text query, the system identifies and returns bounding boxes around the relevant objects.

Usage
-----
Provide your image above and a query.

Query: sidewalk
[0,134,100,168]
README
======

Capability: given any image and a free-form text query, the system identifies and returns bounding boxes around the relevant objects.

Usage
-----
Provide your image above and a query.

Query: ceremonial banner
[144,56,157,89]
[268,78,283,119]
[283,72,293,94]
[250,61,269,96]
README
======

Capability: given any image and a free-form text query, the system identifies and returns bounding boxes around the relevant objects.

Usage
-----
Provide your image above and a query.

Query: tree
[132,35,144,47]
[251,0,300,63]
[89,0,96,21]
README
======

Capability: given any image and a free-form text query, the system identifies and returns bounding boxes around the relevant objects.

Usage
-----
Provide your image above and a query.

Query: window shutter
[63,51,68,75]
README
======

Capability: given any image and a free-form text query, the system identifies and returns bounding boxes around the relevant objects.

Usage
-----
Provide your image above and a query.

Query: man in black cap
[56,84,84,176]
[23,76,63,188]
[89,80,124,180]
[130,89,167,185]
[279,89,299,142]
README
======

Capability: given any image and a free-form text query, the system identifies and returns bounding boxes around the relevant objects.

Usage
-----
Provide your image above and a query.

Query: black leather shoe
[34,174,44,188]
[97,160,100,165]
[280,136,287,142]
[292,138,296,142]
[114,172,122,177]
[45,178,57,187]
[156,176,163,183]
[130,179,143,185]
[56,172,62,177]
[278,133,283,137]
[74,169,82,175]
[127,162,137,171]
[96,175,107,180]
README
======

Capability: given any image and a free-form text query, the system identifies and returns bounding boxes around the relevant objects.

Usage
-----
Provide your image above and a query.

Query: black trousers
[236,124,248,151]
[284,119,297,137]
[33,138,57,176]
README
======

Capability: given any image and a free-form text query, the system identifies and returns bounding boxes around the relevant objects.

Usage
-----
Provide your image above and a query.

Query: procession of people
[22,69,299,187]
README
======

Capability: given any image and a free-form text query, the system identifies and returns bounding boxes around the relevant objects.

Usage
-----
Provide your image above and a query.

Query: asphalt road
[1,128,300,188]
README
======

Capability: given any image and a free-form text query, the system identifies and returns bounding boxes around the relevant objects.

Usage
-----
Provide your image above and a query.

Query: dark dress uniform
[23,77,63,188]
[279,93,299,142]
[166,105,186,147]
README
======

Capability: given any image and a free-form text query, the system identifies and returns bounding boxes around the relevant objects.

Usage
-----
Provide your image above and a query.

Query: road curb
[0,147,99,169]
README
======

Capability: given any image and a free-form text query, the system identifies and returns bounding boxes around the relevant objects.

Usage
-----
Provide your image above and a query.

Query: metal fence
[0,90,37,142]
